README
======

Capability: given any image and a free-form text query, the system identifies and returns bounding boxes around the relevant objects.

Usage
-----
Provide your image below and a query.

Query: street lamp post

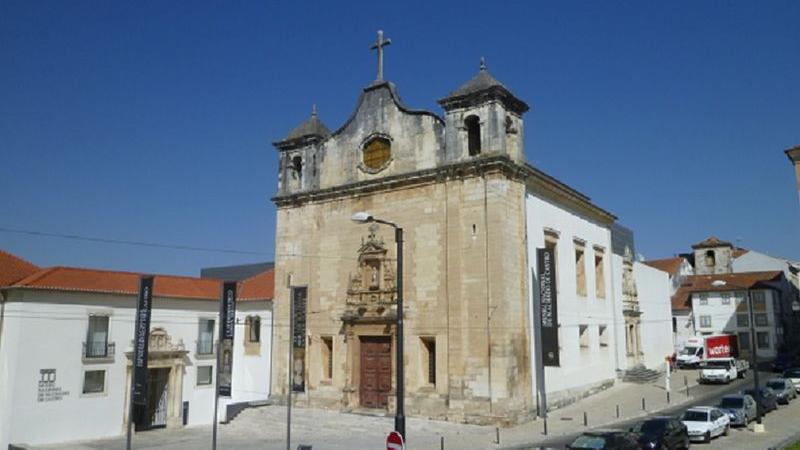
[747,288,764,430]
[351,212,405,439]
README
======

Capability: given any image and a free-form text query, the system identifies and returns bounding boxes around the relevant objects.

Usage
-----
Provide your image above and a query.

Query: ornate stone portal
[343,224,397,323]
[123,328,189,432]
[621,247,643,366]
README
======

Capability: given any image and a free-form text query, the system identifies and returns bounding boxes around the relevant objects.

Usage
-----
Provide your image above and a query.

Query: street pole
[394,226,406,440]
[747,289,763,430]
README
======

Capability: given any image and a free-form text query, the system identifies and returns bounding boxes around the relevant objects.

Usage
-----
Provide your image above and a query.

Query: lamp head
[351,212,373,223]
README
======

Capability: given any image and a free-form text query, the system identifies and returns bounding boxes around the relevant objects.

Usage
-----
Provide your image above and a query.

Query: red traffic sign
[386,431,404,450]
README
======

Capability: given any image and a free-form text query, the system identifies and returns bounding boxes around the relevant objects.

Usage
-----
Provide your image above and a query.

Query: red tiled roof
[670,271,783,311]
[732,247,749,258]
[644,257,686,277]
[8,266,273,302]
[0,250,40,287]
[691,236,732,249]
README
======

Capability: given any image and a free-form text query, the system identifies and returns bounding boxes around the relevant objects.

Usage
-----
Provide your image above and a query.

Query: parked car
[681,406,730,443]
[766,378,797,404]
[742,387,779,413]
[630,416,689,450]
[772,351,800,372]
[567,430,642,449]
[783,368,800,392]
[717,394,757,426]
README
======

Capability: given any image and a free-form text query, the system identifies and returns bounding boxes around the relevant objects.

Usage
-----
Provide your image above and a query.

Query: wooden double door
[359,336,392,409]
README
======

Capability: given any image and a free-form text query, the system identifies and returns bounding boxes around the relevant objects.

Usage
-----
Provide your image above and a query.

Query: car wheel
[723,425,729,436]
[705,431,711,443]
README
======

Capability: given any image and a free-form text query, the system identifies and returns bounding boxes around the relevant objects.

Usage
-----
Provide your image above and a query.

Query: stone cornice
[272,155,617,224]
[786,145,800,163]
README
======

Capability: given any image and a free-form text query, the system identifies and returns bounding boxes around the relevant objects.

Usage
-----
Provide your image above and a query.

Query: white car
[681,406,730,443]
[784,368,800,393]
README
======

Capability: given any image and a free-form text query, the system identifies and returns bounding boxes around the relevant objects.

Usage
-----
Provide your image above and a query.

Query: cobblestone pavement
[29,369,789,450]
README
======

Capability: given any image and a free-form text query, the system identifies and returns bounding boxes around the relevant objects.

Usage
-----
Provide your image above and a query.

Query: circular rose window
[362,136,391,170]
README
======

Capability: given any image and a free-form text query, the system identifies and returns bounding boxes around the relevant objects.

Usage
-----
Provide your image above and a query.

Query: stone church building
[270,34,672,424]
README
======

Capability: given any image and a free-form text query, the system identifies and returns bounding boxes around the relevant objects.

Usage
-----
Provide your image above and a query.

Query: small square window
[699,315,712,328]
[757,332,770,349]
[83,370,105,394]
[698,294,708,306]
[721,293,731,305]
[738,332,751,351]
[197,366,213,386]
[755,313,768,327]
[737,313,749,327]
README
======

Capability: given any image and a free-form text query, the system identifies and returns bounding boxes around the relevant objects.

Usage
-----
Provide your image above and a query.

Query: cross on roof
[370,30,391,82]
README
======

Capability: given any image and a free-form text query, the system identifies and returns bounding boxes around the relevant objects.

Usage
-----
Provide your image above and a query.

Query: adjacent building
[786,145,800,204]
[0,251,274,449]
[270,36,673,424]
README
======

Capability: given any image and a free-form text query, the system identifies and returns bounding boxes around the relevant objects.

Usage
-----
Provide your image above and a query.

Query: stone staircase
[622,364,662,384]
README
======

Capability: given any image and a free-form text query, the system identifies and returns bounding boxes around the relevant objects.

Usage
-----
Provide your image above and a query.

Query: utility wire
[0,226,270,256]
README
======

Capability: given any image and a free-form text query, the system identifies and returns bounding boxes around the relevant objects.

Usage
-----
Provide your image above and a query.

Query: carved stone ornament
[344,224,397,322]
[148,328,186,353]
[622,246,639,311]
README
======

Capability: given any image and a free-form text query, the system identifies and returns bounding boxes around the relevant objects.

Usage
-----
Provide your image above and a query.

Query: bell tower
[272,105,330,195]
[438,58,529,164]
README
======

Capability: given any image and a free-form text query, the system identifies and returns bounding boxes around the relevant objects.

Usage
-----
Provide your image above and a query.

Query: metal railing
[83,341,115,359]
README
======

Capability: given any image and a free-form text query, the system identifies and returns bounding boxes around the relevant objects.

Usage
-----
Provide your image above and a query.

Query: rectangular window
[86,315,110,358]
[752,291,766,310]
[197,365,213,386]
[321,336,333,380]
[737,313,749,327]
[757,332,770,349]
[699,315,712,328]
[598,325,609,347]
[83,370,105,394]
[755,313,768,327]
[420,337,436,386]
[721,293,731,305]
[198,319,215,355]
[579,325,589,349]
[594,248,605,299]
[738,332,751,351]
[248,316,261,343]
[698,294,708,306]
[672,317,677,333]
[575,242,587,297]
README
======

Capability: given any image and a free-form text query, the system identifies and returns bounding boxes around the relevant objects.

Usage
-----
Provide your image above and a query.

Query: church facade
[270,34,672,424]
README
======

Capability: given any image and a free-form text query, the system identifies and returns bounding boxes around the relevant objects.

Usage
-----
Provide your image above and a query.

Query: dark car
[567,430,642,449]
[630,416,689,450]
[742,387,779,414]
[766,378,797,404]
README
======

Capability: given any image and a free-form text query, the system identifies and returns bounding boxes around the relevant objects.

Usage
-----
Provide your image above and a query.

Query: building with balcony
[0,250,274,449]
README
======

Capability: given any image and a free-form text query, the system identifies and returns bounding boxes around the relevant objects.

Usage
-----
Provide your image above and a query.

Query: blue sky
[1,1,798,276]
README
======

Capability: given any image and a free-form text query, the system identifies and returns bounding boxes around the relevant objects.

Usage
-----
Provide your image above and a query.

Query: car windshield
[681,346,698,356]
[767,381,785,390]
[682,410,708,421]
[719,397,743,408]
[705,360,730,368]
[633,420,667,434]
[784,369,800,378]
[569,435,608,449]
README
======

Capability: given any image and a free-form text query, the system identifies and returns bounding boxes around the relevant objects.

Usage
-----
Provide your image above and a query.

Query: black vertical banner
[537,248,560,366]
[218,281,237,397]
[291,286,307,392]
[132,276,154,405]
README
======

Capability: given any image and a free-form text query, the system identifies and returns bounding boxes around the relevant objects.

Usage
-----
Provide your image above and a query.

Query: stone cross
[370,30,391,82]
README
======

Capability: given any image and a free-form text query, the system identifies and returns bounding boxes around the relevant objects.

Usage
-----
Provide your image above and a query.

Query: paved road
[505,372,760,450]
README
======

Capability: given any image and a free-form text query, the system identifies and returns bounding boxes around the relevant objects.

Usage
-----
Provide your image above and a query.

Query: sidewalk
[30,370,714,450]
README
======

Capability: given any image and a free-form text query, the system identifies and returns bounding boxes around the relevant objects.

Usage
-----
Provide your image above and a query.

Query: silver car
[766,378,797,404]
[717,394,757,426]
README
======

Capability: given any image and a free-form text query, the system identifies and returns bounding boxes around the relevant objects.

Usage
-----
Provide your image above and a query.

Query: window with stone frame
[579,325,589,350]
[757,332,770,349]
[738,331,751,351]
[82,370,105,394]
[699,315,712,328]
[465,115,481,156]
[362,136,391,169]
[705,250,715,267]
[197,319,215,355]
[321,336,334,380]
[594,247,605,299]
[598,325,609,348]
[420,337,436,386]
[197,365,213,386]
[247,316,261,343]
[755,313,769,327]
[86,315,110,358]
[574,241,587,297]
[736,313,749,328]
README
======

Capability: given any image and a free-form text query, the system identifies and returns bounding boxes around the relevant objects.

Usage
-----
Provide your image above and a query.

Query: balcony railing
[83,341,115,360]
